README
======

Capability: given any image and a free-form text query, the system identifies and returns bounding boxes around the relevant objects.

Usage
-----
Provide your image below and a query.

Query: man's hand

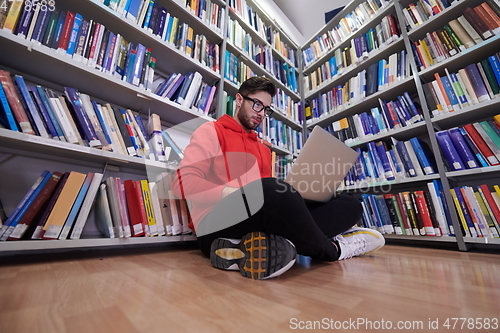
[222,186,239,198]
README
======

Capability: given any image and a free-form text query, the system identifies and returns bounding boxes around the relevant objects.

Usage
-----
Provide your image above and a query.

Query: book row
[303,13,400,68]
[152,70,218,115]
[359,183,453,236]
[357,180,500,239]
[423,54,500,117]
[272,88,301,123]
[403,0,500,33]
[0,170,192,241]
[224,50,299,93]
[256,117,303,155]
[227,19,295,69]
[2,3,162,89]
[227,0,297,65]
[100,0,225,34]
[435,116,500,171]
[272,154,293,180]
[0,71,187,163]
[304,48,409,96]
[304,51,411,122]
[411,3,500,71]
[324,92,424,144]
[343,136,437,185]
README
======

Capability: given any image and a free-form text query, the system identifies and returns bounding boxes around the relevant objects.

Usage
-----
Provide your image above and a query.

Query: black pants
[197,178,362,261]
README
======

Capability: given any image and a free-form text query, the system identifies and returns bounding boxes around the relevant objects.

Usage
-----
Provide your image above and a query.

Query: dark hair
[238,76,276,97]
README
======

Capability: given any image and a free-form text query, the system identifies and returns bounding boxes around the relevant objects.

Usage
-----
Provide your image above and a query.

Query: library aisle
[1,244,498,332]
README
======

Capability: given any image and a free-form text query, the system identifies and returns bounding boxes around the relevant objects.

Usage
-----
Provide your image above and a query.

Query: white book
[168,190,183,235]
[404,140,424,177]
[104,103,127,154]
[149,182,165,236]
[105,177,124,238]
[463,186,491,238]
[57,96,85,145]
[93,183,116,239]
[48,97,79,144]
[183,72,203,108]
[25,3,41,40]
[457,69,480,105]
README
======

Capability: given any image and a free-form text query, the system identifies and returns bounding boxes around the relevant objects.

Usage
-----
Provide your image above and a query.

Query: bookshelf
[300,0,500,250]
[0,0,229,253]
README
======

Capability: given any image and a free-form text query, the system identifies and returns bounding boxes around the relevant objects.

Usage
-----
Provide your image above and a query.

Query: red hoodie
[172,115,272,231]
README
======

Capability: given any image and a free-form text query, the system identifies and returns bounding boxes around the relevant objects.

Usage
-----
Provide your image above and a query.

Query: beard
[237,110,261,131]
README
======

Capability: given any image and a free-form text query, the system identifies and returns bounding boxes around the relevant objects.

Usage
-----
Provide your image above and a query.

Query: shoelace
[335,235,368,259]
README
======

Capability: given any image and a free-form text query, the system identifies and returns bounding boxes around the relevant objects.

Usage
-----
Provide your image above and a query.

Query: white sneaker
[210,232,297,279]
[333,227,385,260]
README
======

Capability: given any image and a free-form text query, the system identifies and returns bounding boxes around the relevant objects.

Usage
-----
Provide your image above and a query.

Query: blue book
[0,171,51,240]
[134,114,150,142]
[32,8,52,43]
[50,10,67,50]
[448,127,479,169]
[435,130,465,171]
[402,92,420,120]
[29,87,57,138]
[142,0,155,30]
[375,141,395,180]
[487,55,500,88]
[329,56,337,77]
[165,14,175,42]
[452,187,477,237]
[121,109,140,155]
[377,60,385,89]
[396,96,413,123]
[57,173,94,240]
[366,113,378,135]
[13,76,48,138]
[91,101,112,146]
[393,99,410,125]
[124,46,136,84]
[441,76,460,110]
[66,13,83,56]
[197,84,213,113]
[458,127,489,167]
[409,137,436,175]
[359,112,370,136]
[367,143,384,180]
[392,137,417,177]
[433,180,454,236]
[162,130,184,162]
[125,0,143,22]
[367,195,384,230]
[388,148,403,177]
[375,195,395,233]
[175,72,194,105]
[363,151,377,180]
[35,86,66,141]
[360,194,376,229]
[0,84,19,131]
[131,44,146,86]
[64,87,102,147]
[166,75,185,100]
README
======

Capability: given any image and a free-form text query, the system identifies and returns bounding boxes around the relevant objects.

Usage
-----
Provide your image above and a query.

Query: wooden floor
[1,244,499,333]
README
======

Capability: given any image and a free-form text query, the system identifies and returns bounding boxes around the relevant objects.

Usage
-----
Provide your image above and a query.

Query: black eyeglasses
[242,95,273,117]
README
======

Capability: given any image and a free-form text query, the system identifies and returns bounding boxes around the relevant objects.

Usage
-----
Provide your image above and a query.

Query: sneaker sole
[210,232,297,280]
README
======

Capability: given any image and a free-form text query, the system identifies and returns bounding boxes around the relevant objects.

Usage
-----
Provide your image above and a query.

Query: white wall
[271,0,351,44]
[254,0,307,46]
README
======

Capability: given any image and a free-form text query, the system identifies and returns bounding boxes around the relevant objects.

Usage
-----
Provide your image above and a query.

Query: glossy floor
[1,244,499,332]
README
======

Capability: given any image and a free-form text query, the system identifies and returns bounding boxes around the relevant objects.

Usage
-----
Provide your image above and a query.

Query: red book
[396,193,412,234]
[474,4,499,30]
[463,124,500,166]
[463,7,494,40]
[0,70,35,135]
[481,3,500,28]
[385,101,400,127]
[88,23,102,63]
[414,191,436,235]
[387,15,399,38]
[123,180,146,237]
[57,11,75,50]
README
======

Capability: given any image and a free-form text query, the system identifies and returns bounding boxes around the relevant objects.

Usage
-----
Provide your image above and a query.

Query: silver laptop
[284,126,359,202]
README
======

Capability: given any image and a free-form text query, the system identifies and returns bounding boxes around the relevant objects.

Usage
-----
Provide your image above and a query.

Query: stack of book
[424,55,500,117]
[343,136,437,186]
[305,51,410,121]
[1,3,159,90]
[303,13,400,68]
[359,183,453,236]
[152,71,218,115]
[324,92,424,144]
[0,71,188,163]
[257,117,303,155]
[227,0,297,66]
[302,0,399,66]
[224,50,256,86]
[0,170,192,241]
[411,2,500,70]
[435,116,500,171]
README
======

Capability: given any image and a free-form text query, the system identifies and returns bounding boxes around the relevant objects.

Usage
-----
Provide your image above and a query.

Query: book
[123,180,147,237]
[0,70,35,134]
[41,171,87,239]
[435,130,465,171]
[94,183,115,238]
